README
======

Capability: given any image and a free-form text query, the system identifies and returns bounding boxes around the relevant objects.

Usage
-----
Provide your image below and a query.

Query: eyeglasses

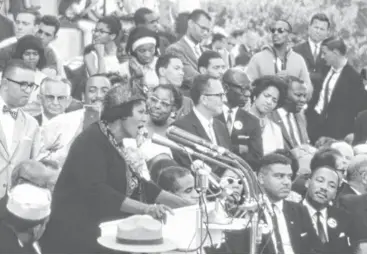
[42,94,69,103]
[193,21,210,33]
[223,177,242,185]
[149,96,172,108]
[92,29,112,34]
[203,92,227,99]
[270,28,289,34]
[6,78,37,91]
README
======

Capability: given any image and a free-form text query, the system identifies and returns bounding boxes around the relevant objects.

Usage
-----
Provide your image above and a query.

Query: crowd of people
[0,0,367,254]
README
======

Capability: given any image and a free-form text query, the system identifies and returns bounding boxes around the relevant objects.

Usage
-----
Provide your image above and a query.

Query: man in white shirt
[304,165,352,253]
[35,77,72,126]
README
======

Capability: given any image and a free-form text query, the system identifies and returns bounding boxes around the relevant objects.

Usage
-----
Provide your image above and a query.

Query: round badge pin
[327,218,337,228]
[234,121,243,130]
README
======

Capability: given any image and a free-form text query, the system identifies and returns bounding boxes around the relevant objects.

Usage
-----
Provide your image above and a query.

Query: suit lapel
[283,201,299,252]
[271,111,293,148]
[180,38,198,66]
[328,66,347,108]
[304,41,316,65]
[191,112,210,141]
[10,111,26,155]
[326,207,341,243]
[294,113,309,144]
[0,123,9,159]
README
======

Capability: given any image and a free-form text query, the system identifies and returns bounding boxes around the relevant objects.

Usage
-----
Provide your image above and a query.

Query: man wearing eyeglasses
[0,59,41,214]
[166,9,211,93]
[34,77,72,126]
[246,19,312,98]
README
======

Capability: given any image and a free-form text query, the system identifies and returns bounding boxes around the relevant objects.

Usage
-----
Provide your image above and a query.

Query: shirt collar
[222,104,239,116]
[308,38,322,48]
[193,107,213,127]
[184,36,199,49]
[277,107,290,118]
[331,59,347,73]
[273,199,284,212]
[0,96,18,111]
[303,199,327,219]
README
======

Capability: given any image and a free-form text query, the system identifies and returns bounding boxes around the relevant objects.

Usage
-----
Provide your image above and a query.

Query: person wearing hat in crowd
[0,183,52,253]
[120,26,160,89]
[41,80,192,253]
[217,68,263,169]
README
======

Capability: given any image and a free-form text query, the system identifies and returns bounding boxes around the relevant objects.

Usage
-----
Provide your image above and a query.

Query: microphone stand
[195,170,208,254]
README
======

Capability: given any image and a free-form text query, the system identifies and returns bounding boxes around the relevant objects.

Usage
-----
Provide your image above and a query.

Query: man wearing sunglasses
[0,59,41,214]
[246,19,312,98]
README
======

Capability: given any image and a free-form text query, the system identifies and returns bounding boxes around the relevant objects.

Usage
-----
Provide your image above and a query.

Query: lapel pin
[234,121,243,130]
[327,218,337,228]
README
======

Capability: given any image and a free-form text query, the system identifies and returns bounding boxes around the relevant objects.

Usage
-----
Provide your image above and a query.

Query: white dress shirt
[315,61,347,114]
[264,200,294,254]
[277,108,301,145]
[222,105,238,133]
[193,107,217,144]
[184,36,201,59]
[308,38,322,60]
[303,199,329,241]
[0,96,16,152]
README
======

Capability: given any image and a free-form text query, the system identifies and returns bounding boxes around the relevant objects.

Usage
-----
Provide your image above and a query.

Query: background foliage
[161,0,367,70]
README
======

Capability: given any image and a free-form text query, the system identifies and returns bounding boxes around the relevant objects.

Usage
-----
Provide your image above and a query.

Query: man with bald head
[0,59,41,213]
[35,77,72,126]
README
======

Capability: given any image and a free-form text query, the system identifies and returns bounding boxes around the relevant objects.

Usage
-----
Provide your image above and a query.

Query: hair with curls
[156,166,192,193]
[13,35,47,70]
[251,75,287,108]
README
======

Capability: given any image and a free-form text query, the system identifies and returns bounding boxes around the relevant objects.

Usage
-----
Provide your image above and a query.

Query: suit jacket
[353,109,367,145]
[307,64,366,140]
[165,38,200,90]
[269,110,310,150]
[0,15,14,43]
[171,110,232,173]
[217,108,263,169]
[0,110,40,200]
[304,204,352,254]
[338,194,367,246]
[225,200,322,254]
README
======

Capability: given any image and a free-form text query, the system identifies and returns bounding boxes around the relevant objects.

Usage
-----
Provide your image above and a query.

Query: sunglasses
[6,78,37,91]
[223,177,243,185]
[270,28,289,34]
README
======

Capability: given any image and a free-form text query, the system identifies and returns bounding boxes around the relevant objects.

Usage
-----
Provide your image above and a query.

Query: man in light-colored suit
[0,59,41,213]
[165,9,211,93]
[270,75,310,150]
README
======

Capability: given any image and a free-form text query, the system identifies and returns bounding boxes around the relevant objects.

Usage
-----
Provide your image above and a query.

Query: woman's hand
[144,204,173,224]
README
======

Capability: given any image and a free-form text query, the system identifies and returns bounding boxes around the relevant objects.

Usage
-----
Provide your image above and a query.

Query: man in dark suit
[353,109,367,145]
[303,165,352,253]
[165,9,211,91]
[216,69,262,169]
[270,76,310,150]
[171,74,231,172]
[226,153,322,253]
[306,37,366,142]
[0,0,15,43]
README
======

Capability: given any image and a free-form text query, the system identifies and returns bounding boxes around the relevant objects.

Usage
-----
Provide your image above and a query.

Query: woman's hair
[13,35,47,69]
[156,166,192,193]
[125,26,159,56]
[149,157,178,183]
[251,75,287,108]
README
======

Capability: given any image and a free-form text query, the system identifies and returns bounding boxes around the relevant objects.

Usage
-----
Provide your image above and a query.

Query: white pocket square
[339,232,345,238]
[238,135,250,140]
[300,232,308,237]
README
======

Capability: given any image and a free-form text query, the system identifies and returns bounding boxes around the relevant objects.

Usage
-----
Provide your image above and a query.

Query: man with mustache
[303,165,353,253]
[270,75,310,150]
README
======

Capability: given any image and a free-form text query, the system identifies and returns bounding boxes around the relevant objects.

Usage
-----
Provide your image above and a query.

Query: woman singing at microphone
[41,84,191,253]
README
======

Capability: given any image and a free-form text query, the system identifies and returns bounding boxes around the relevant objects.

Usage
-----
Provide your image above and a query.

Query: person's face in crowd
[221,170,244,202]
[148,87,175,126]
[39,81,71,118]
[321,45,338,67]
[202,79,226,116]
[227,36,237,51]
[135,43,156,65]
[259,163,292,202]
[174,173,199,205]
[121,101,148,138]
[254,86,279,115]
[15,13,38,39]
[226,85,248,108]
[22,49,40,70]
[212,38,227,53]
[143,13,160,32]
[200,58,226,80]
[2,67,36,108]
[93,22,114,44]
[159,58,184,87]
[306,167,339,207]
[36,22,57,47]
[309,19,329,44]
[271,20,290,47]
[284,81,307,113]
[116,40,129,63]
[84,76,111,108]
[188,15,211,44]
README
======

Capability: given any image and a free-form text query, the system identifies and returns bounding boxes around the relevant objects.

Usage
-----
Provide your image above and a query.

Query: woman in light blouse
[249,75,287,155]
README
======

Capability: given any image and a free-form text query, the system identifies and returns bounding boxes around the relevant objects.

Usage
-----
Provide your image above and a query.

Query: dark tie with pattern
[286,112,300,147]
[316,211,327,244]
[322,70,336,113]
[226,108,233,135]
[3,105,18,119]
[271,204,285,254]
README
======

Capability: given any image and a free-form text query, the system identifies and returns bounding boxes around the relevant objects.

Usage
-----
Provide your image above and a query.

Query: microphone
[166,126,230,155]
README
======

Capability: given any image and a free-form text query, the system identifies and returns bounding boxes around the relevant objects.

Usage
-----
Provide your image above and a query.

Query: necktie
[316,211,327,244]
[226,108,233,135]
[207,123,216,144]
[313,44,318,62]
[194,44,202,58]
[271,204,285,254]
[3,105,18,119]
[322,70,336,113]
[286,112,300,147]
